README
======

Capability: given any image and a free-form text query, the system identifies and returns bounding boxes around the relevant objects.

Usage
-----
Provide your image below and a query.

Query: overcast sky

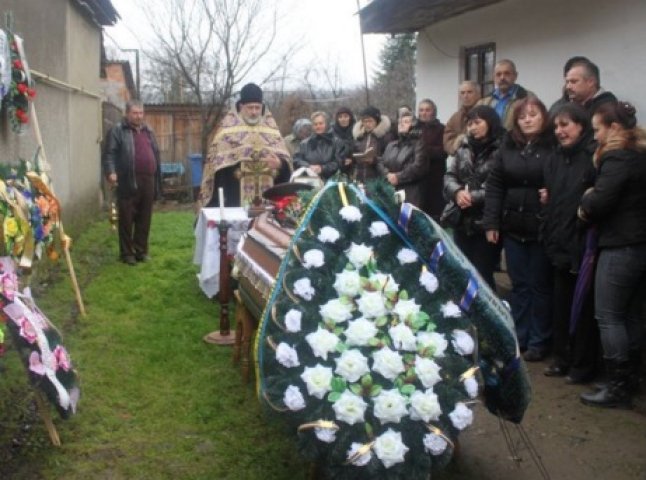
[104,0,386,91]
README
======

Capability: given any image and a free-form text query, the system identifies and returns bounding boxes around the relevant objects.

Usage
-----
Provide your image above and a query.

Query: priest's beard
[242,114,261,126]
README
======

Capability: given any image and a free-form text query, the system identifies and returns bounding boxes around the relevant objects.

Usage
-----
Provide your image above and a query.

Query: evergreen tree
[372,34,417,118]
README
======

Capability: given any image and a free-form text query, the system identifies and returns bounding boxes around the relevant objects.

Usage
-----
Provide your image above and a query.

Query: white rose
[388,323,417,351]
[335,349,370,383]
[283,385,306,411]
[409,389,442,422]
[441,301,462,318]
[449,402,474,430]
[347,442,372,466]
[452,330,475,356]
[417,332,448,358]
[319,298,354,324]
[293,278,315,301]
[374,429,409,469]
[284,309,302,333]
[344,318,378,346]
[333,269,362,298]
[340,205,362,222]
[423,433,448,455]
[318,226,340,243]
[346,243,373,269]
[276,342,300,368]
[306,327,340,360]
[300,364,333,399]
[372,348,405,380]
[397,248,419,265]
[373,389,409,424]
[369,221,389,238]
[315,427,336,443]
[464,376,479,399]
[303,249,325,269]
[369,272,399,294]
[332,391,368,425]
[392,298,421,322]
[419,269,439,293]
[414,355,442,388]
[356,291,388,318]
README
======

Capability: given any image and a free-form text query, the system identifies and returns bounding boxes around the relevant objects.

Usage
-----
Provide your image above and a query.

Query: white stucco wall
[416,0,646,124]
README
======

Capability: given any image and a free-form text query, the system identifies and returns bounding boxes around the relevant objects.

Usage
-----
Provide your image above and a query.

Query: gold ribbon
[344,441,375,465]
[426,425,455,450]
[459,366,480,382]
[338,182,349,207]
[298,420,340,432]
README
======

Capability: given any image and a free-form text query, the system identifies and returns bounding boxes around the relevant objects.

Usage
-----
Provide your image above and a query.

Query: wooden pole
[34,391,61,447]
[29,104,87,317]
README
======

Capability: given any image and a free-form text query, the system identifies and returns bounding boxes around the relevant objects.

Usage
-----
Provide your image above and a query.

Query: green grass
[0,210,306,479]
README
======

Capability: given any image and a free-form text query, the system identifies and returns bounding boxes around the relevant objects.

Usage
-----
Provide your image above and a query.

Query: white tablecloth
[193,208,250,298]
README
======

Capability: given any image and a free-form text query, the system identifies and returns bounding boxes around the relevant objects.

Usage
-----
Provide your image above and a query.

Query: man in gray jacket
[104,100,161,265]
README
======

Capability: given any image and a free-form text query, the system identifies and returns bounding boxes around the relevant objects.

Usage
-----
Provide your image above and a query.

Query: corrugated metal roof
[359,0,504,34]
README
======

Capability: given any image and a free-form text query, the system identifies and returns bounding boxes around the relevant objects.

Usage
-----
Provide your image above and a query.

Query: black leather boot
[594,350,642,393]
[580,361,633,409]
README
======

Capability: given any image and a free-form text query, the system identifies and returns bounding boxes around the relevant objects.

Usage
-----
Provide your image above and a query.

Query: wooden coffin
[234,211,293,320]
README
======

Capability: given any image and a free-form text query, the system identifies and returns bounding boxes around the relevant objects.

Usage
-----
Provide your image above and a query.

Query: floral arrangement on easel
[256,180,531,479]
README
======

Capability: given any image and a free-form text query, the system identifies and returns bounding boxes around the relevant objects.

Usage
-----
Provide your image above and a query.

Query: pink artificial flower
[53,345,71,371]
[29,351,46,375]
[19,317,38,344]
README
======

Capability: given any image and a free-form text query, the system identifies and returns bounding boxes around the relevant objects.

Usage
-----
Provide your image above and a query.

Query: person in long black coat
[443,105,503,289]
[381,112,428,208]
[483,96,554,362]
[541,103,599,383]
[293,111,344,180]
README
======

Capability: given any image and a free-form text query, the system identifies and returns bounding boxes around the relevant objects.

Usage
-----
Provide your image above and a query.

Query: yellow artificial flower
[4,217,19,237]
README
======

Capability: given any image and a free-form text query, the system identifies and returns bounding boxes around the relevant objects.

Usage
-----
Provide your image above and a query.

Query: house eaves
[71,0,120,27]
[359,0,504,34]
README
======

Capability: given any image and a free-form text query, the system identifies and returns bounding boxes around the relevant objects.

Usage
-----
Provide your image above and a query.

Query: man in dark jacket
[550,57,616,117]
[104,100,162,265]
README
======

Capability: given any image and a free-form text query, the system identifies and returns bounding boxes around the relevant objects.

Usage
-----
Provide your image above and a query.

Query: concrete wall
[415,0,646,124]
[0,0,104,231]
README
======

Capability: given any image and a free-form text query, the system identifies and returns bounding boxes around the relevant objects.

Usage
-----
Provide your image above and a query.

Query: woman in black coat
[578,101,646,409]
[541,103,599,383]
[293,111,343,180]
[483,96,553,362]
[443,105,503,289]
[382,112,428,208]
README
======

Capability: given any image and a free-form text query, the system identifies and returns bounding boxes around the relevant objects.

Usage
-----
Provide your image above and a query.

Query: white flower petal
[332,391,368,425]
[397,248,419,265]
[276,342,300,368]
[374,429,409,468]
[369,221,389,238]
[340,205,362,222]
[318,226,340,243]
[441,301,462,318]
[303,249,325,269]
[300,365,333,399]
[423,433,448,455]
[449,402,474,430]
[284,309,302,333]
[283,385,306,411]
[293,278,315,301]
[452,330,475,356]
[420,269,439,293]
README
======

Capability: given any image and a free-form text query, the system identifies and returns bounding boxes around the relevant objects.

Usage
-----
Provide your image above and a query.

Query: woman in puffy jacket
[578,101,646,409]
[443,105,503,288]
[483,96,554,362]
[293,111,343,180]
[381,112,428,208]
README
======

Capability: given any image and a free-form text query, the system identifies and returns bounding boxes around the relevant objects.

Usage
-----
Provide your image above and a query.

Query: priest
[197,83,292,209]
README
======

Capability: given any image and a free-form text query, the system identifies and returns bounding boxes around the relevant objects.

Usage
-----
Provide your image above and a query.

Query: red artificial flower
[13,59,23,70]
[27,88,36,98]
[16,109,28,123]
[17,83,27,94]
[274,195,296,211]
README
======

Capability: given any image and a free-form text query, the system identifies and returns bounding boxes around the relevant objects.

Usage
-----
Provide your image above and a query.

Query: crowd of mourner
[284,56,646,410]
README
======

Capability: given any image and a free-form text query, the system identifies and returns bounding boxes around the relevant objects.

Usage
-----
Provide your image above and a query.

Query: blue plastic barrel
[188,153,203,187]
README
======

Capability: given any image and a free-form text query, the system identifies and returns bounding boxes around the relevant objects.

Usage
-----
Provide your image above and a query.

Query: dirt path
[438,361,646,480]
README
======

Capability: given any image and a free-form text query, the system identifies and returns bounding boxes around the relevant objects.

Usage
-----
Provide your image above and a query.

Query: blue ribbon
[397,202,413,233]
[459,275,479,311]
[429,241,445,274]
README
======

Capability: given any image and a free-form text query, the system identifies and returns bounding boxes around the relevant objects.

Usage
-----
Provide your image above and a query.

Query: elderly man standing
[477,59,531,130]
[104,100,161,266]
[198,83,291,209]
[443,80,481,155]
